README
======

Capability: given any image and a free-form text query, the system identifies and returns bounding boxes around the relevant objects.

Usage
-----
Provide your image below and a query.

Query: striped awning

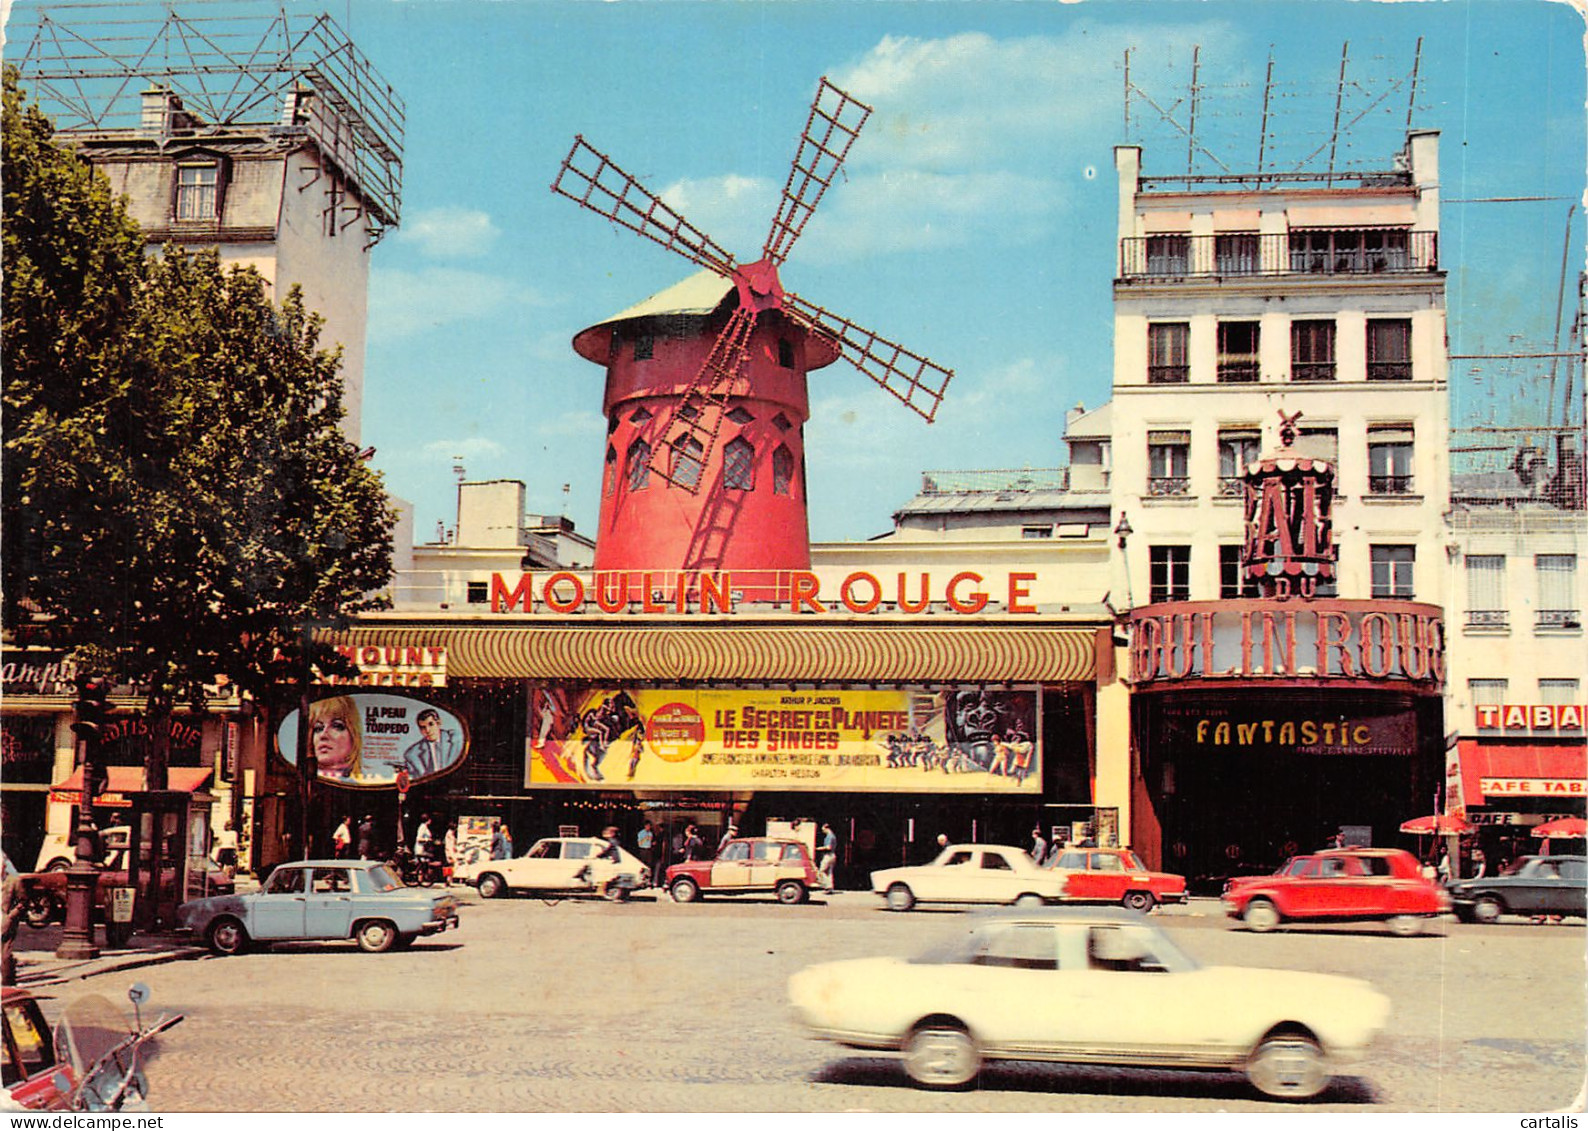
[333,623,1100,684]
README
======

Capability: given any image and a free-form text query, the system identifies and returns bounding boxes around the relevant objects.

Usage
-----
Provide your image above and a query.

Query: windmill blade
[647,306,759,493]
[762,79,873,267]
[552,136,738,278]
[784,292,953,424]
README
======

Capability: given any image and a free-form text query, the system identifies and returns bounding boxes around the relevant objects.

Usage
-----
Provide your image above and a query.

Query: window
[1539,679,1580,704]
[1465,555,1507,627]
[1219,544,1261,598]
[1149,545,1191,603]
[1215,232,1259,275]
[265,867,306,895]
[626,439,651,491]
[466,581,489,604]
[1367,319,1413,381]
[1147,430,1190,496]
[1536,555,1580,628]
[1147,323,1190,384]
[633,333,654,361]
[979,851,1014,871]
[671,436,705,490]
[719,841,750,862]
[1218,428,1261,496]
[1289,228,1409,274]
[777,338,795,368]
[973,924,1058,971]
[1468,678,1508,706]
[175,163,218,220]
[1291,320,1336,382]
[1367,426,1415,494]
[1022,525,1054,540]
[564,842,592,860]
[1294,425,1338,467]
[311,868,351,893]
[1217,322,1260,383]
[772,412,793,432]
[722,437,754,490]
[726,405,754,425]
[1370,545,1416,598]
[603,446,617,497]
[1145,234,1190,276]
[629,405,654,424]
[772,445,794,496]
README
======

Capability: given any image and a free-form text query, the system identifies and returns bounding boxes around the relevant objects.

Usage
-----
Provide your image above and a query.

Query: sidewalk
[10,924,207,990]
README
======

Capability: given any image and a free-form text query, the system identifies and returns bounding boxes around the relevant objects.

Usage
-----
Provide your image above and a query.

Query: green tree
[2,68,395,787]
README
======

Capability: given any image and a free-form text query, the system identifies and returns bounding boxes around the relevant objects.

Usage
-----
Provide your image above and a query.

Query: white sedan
[468,837,647,900]
[788,907,1390,1099]
[871,844,1067,911]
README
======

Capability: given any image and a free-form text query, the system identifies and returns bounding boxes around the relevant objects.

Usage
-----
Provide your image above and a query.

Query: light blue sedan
[178,859,459,955]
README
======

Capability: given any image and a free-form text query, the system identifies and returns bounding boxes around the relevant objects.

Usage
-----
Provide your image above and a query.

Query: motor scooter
[54,983,183,1111]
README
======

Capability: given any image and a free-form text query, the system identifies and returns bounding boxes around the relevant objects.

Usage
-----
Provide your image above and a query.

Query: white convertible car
[871,844,1067,911]
[466,837,647,900]
[788,907,1390,1099]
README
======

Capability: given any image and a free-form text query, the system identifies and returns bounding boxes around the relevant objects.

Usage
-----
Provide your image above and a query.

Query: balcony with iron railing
[1465,609,1509,630]
[1536,608,1582,630]
[1368,474,1415,496]
[1119,231,1439,282]
[1147,476,1190,497]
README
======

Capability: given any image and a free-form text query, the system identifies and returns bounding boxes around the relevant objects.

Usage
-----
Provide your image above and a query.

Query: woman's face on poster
[313,714,355,774]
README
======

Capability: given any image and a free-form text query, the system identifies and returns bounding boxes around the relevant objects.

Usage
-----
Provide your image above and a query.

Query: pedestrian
[442,822,457,886]
[490,820,509,861]
[718,821,739,854]
[936,832,949,850]
[653,822,674,887]
[636,821,655,882]
[817,822,838,893]
[1470,845,1487,880]
[212,821,239,879]
[1436,847,1452,885]
[415,813,434,860]
[356,814,374,860]
[332,816,352,859]
[1029,825,1048,863]
[682,823,706,862]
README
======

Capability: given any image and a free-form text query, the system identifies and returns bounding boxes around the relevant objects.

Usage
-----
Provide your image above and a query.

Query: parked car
[1447,855,1587,923]
[4,984,181,1112]
[20,861,235,929]
[871,844,1069,912]
[3,984,73,1109]
[34,827,131,873]
[1221,848,1449,936]
[788,907,1390,1098]
[177,859,459,955]
[472,837,647,900]
[666,837,820,904]
[1046,846,1187,912]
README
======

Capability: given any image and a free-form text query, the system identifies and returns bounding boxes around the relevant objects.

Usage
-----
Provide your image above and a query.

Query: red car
[1222,848,1450,936]
[665,837,821,905]
[3,985,74,1110]
[20,865,234,930]
[1048,847,1187,912]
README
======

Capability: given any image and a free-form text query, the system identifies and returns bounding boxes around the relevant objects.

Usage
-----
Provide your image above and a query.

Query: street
[29,893,1587,1113]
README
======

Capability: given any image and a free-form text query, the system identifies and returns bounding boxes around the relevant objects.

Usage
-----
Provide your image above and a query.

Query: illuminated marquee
[490,570,1040,616]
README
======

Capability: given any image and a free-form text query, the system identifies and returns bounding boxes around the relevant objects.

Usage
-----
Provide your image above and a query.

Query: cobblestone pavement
[22,892,1584,1113]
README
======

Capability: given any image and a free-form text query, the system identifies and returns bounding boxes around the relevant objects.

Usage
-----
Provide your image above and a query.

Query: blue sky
[43,0,1588,543]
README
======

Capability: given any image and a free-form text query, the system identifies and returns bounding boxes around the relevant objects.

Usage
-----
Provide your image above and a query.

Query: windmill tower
[552,79,953,596]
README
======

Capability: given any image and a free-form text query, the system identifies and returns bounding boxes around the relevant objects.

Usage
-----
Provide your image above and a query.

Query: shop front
[1126,599,1446,891]
[1450,702,1587,867]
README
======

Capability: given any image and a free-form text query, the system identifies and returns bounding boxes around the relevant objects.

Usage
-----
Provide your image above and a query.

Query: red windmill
[552,78,953,597]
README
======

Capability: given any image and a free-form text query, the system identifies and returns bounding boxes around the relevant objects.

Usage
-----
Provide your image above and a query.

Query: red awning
[1456,740,1587,808]
[49,765,214,807]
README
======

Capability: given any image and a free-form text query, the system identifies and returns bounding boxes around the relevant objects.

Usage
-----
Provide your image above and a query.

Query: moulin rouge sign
[488,570,1042,616]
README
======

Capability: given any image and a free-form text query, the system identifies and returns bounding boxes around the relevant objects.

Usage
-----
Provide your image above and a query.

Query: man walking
[818,822,838,893]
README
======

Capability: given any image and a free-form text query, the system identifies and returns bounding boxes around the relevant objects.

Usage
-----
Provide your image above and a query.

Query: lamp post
[56,675,110,960]
[1113,512,1135,609]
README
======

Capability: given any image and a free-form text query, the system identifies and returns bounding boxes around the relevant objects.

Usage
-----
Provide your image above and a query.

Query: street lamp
[1113,512,1133,549]
[57,675,110,960]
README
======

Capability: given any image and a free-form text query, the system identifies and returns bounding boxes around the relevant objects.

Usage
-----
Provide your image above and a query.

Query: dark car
[19,863,235,930]
[665,837,821,904]
[1448,855,1587,923]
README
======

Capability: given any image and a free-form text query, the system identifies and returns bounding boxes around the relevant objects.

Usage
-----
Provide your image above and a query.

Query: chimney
[141,87,174,135]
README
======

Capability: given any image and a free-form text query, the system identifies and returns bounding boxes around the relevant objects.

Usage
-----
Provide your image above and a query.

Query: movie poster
[276,693,468,788]
[526,684,1040,793]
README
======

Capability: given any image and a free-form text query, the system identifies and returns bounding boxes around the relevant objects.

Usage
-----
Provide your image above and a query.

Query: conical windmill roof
[571,268,840,369]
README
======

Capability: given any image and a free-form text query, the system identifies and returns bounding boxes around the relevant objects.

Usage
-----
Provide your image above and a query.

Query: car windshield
[364,865,403,892]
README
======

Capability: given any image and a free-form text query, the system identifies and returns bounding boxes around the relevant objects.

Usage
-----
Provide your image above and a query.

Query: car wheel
[1012,892,1045,908]
[1243,899,1281,933]
[1387,914,1422,937]
[477,872,508,900]
[775,880,806,905]
[902,1022,980,1089]
[1246,1032,1328,1100]
[22,893,58,929]
[356,919,397,953]
[670,877,700,903]
[1122,890,1156,913]
[206,917,249,957]
[43,858,71,872]
[1472,895,1504,924]
[885,883,916,912]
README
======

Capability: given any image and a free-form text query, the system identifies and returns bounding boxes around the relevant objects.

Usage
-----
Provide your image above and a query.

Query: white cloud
[420,437,505,462]
[398,207,501,259]
[657,173,779,255]
[369,266,546,339]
